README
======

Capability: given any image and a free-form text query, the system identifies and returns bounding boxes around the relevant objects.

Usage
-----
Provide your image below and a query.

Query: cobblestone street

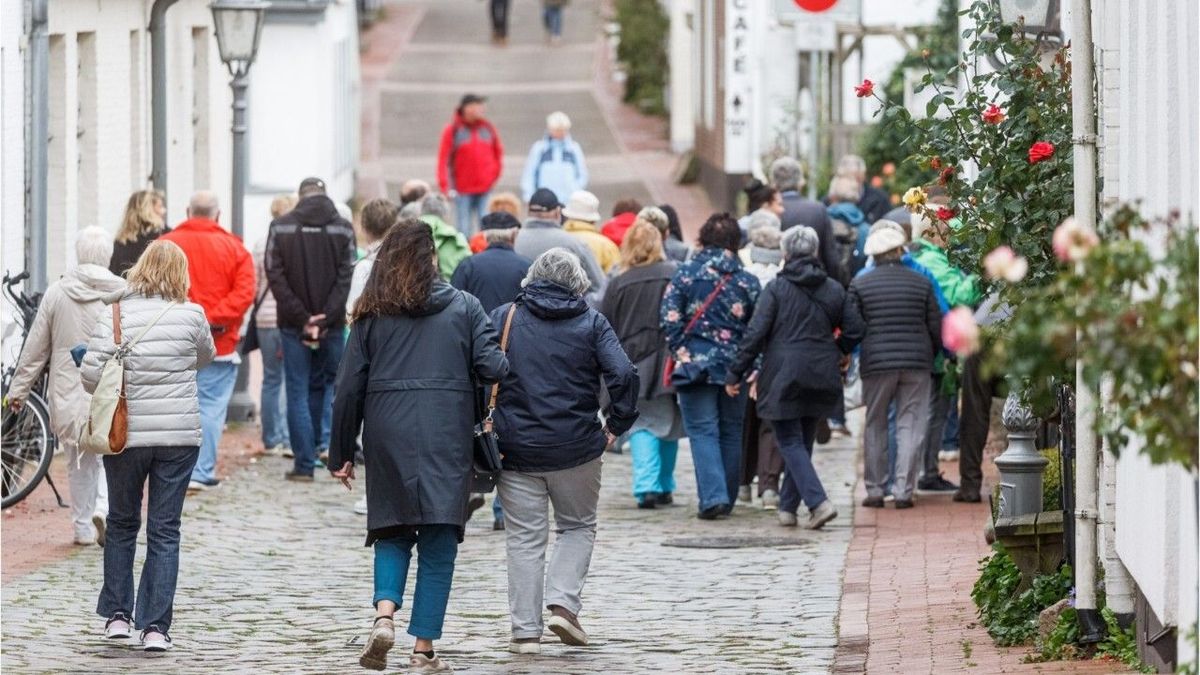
[2,426,860,673]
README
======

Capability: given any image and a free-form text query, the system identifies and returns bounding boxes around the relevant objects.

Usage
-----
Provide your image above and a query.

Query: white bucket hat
[863,227,907,256]
[562,190,601,223]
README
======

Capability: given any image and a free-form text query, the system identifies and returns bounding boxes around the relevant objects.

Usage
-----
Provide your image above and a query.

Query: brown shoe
[547,605,588,646]
[861,496,885,508]
[284,470,314,483]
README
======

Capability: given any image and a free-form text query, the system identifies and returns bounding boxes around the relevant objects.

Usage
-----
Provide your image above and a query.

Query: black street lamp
[211,0,267,421]
[984,0,1064,71]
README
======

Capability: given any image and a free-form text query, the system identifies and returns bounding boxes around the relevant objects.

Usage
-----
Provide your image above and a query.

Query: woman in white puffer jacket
[80,239,215,652]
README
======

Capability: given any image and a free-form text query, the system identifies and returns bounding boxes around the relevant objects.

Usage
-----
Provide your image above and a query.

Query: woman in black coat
[725,225,864,531]
[329,219,508,673]
[490,247,638,654]
[601,222,682,509]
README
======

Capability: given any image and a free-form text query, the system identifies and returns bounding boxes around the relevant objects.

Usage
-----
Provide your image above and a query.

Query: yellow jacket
[563,219,621,274]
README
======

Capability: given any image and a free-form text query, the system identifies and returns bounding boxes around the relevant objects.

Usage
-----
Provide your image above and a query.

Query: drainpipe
[1100,431,1135,626]
[25,0,48,292]
[1068,0,1104,645]
[149,0,180,197]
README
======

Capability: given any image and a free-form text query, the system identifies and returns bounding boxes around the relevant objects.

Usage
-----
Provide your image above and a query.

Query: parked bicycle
[1,271,63,509]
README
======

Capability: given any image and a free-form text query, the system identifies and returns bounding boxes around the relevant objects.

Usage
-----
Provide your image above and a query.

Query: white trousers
[63,440,108,540]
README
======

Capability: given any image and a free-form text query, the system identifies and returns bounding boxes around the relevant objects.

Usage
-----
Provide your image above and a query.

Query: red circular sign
[794,0,837,11]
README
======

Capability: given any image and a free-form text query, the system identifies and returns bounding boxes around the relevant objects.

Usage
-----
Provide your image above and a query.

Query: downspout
[26,0,48,291]
[1068,0,1104,645]
[149,0,180,197]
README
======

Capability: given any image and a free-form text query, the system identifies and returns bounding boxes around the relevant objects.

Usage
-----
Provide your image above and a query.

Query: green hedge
[615,0,669,115]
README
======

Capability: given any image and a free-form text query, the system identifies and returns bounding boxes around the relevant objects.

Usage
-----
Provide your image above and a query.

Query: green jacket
[910,239,982,309]
[420,215,471,281]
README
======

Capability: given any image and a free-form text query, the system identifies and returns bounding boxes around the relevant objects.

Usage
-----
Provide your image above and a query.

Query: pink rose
[983,245,1029,283]
[1052,217,1100,263]
[942,306,981,357]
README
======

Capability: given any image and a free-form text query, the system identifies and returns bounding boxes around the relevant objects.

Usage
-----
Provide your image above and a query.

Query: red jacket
[161,218,255,356]
[600,212,638,246]
[437,113,503,195]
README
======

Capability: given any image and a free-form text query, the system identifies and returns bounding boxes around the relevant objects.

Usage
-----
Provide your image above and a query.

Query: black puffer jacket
[601,260,676,401]
[848,260,942,376]
[490,279,639,473]
[266,195,356,330]
[329,282,508,544]
[726,258,865,420]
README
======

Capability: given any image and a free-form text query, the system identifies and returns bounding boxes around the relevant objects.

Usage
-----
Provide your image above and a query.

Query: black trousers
[959,353,1002,495]
[740,399,783,494]
[490,0,510,37]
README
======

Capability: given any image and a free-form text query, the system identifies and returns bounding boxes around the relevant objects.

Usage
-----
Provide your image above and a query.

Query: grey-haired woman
[725,226,865,529]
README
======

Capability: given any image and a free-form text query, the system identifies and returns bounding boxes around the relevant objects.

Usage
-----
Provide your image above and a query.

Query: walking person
[736,210,785,508]
[599,198,642,247]
[661,213,762,519]
[489,0,511,44]
[832,154,891,225]
[770,157,843,281]
[329,220,508,673]
[160,191,256,492]
[7,227,124,545]
[726,226,865,528]
[266,177,357,482]
[418,193,473,280]
[81,240,217,651]
[109,190,167,277]
[562,191,619,274]
[542,0,567,44]
[521,112,588,204]
[437,94,503,236]
[601,223,683,509]
[253,195,298,457]
[450,211,532,314]
[492,249,639,654]
[513,188,606,299]
[848,226,942,509]
[656,204,691,262]
[347,198,401,313]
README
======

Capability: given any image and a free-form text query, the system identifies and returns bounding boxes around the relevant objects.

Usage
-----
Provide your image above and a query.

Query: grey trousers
[921,373,953,480]
[498,456,602,639]
[863,370,931,500]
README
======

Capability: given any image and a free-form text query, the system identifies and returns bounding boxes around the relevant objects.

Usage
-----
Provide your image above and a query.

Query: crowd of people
[4,88,989,669]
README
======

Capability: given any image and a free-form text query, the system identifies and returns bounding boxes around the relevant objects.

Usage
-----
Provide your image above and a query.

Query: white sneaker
[410,652,454,672]
[104,614,132,640]
[140,629,172,652]
[737,485,752,503]
[187,480,206,493]
[805,500,837,530]
[93,513,107,547]
[509,639,541,654]
[74,533,96,546]
[939,449,960,462]
[761,489,780,510]
[353,496,368,515]
[359,616,394,671]
[281,446,295,459]
[778,511,798,527]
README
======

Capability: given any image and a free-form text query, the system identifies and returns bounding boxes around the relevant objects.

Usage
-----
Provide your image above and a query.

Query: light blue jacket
[520,135,589,202]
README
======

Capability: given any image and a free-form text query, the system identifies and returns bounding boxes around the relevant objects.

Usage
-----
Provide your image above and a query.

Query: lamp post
[983,0,1063,70]
[211,0,267,421]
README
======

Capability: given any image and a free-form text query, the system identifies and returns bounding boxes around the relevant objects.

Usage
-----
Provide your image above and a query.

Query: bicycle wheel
[1,393,53,508]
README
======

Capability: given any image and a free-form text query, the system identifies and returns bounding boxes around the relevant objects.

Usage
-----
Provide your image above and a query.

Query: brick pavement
[2,425,860,673]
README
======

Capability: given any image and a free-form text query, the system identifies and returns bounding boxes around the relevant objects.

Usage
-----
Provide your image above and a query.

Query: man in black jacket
[769,156,845,283]
[450,212,532,313]
[266,177,356,481]
[849,226,942,509]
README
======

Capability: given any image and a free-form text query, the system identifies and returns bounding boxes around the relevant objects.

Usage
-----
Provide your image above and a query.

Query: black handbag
[471,304,517,493]
[239,288,269,355]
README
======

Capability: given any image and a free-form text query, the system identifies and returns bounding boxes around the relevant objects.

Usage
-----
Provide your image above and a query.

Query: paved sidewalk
[2,426,860,673]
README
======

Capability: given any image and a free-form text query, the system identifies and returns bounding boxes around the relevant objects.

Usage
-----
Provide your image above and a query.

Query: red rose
[982,104,1005,125]
[1028,141,1055,164]
[938,167,955,185]
[854,79,874,98]
[936,206,956,221]
[930,156,942,170]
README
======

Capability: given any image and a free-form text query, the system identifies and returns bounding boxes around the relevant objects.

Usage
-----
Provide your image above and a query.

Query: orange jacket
[161,218,255,356]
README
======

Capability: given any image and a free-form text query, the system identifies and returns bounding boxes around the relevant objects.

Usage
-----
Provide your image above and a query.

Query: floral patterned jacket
[660,247,762,385]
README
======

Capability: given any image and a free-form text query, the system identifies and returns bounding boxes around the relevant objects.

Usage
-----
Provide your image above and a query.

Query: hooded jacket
[660,247,762,386]
[266,195,357,330]
[161,217,256,355]
[520,135,589,203]
[489,280,640,473]
[909,239,982,309]
[726,258,865,420]
[600,211,638,247]
[418,214,472,281]
[81,289,217,448]
[437,112,503,195]
[7,265,127,440]
[329,282,508,544]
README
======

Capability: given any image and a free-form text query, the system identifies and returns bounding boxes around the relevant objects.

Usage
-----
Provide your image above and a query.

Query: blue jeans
[257,327,289,449]
[98,446,198,633]
[373,526,459,640]
[676,384,745,512]
[311,362,333,451]
[629,429,678,498]
[942,390,960,450]
[542,5,563,36]
[280,328,345,475]
[773,417,828,513]
[194,361,238,482]
[453,192,489,237]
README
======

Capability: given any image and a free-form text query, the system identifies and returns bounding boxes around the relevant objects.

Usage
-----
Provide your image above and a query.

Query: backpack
[830,217,867,285]
[533,138,580,188]
[78,301,175,455]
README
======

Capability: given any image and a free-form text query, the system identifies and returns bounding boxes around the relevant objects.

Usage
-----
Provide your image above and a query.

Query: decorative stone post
[994,392,1048,518]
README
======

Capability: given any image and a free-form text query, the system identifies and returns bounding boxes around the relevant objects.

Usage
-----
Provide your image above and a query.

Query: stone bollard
[994,391,1048,518]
